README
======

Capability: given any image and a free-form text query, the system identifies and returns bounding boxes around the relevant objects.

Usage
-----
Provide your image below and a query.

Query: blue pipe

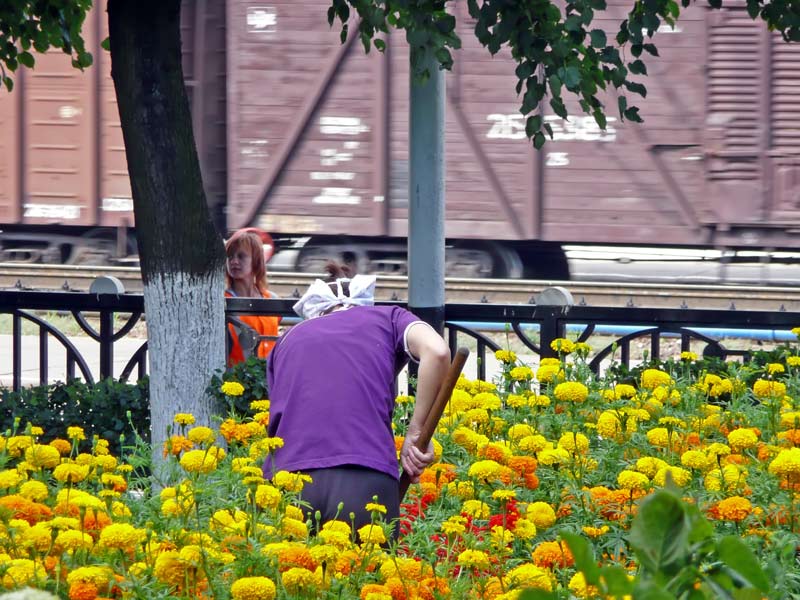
[449,321,797,343]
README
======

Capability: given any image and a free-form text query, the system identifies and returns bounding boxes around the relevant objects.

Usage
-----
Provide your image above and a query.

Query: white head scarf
[292,274,377,320]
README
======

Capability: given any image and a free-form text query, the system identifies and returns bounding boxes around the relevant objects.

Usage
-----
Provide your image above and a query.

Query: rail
[3,263,800,311]
[0,289,799,391]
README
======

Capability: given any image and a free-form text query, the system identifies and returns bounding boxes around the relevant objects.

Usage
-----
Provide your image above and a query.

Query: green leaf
[563,66,581,89]
[3,76,12,92]
[374,38,385,52]
[624,106,643,122]
[550,97,568,119]
[407,29,430,47]
[618,95,628,119]
[628,489,691,575]
[525,115,543,138]
[101,36,110,51]
[717,536,770,592]
[518,589,557,600]
[629,59,647,75]
[643,43,660,56]
[590,29,607,48]
[708,0,722,7]
[625,80,647,98]
[593,109,607,130]
[746,0,760,18]
[599,566,635,596]
[543,122,554,138]
[533,131,546,149]
[340,23,348,44]
[548,74,563,97]
[561,532,600,583]
[17,51,34,68]
[565,15,583,32]
[631,581,675,600]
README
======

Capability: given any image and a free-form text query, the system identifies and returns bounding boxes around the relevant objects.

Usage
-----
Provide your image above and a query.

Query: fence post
[535,287,574,358]
[91,276,126,380]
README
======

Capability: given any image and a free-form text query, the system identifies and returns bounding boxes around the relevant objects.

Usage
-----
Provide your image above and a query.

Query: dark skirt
[299,465,400,539]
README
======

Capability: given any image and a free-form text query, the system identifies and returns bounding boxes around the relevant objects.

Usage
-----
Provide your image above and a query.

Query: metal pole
[408,52,445,333]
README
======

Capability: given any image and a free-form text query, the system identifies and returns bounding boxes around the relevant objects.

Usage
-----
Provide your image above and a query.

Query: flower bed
[3,334,800,599]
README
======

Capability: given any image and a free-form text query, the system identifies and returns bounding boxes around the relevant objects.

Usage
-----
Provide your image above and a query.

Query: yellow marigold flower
[581,525,609,538]
[54,529,93,553]
[273,470,312,492]
[529,394,551,408]
[792,326,800,337]
[492,489,517,502]
[357,523,387,545]
[536,364,562,383]
[173,413,196,426]
[569,572,600,599]
[468,459,503,481]
[550,338,575,354]
[705,464,747,492]
[24,444,61,469]
[681,450,711,471]
[507,563,553,591]
[527,501,557,529]
[462,499,491,519]
[67,426,86,441]
[221,380,245,396]
[767,363,785,375]
[617,470,650,490]
[706,442,732,459]
[360,584,393,600]
[513,518,538,540]
[495,349,517,363]
[715,496,753,522]
[507,423,535,441]
[641,368,673,389]
[187,426,215,445]
[441,519,467,536]
[728,428,759,452]
[473,392,502,410]
[768,447,800,481]
[66,565,113,587]
[509,366,533,381]
[6,435,34,456]
[787,356,800,367]
[653,466,691,487]
[0,468,23,489]
[365,502,387,514]
[231,576,277,600]
[553,381,589,403]
[753,378,786,399]
[180,448,221,474]
[447,480,475,500]
[457,549,491,570]
[53,462,90,483]
[252,484,281,510]
[538,447,570,467]
[780,412,800,429]
[2,558,45,588]
[98,523,147,549]
[636,456,669,478]
[49,438,71,456]
[680,351,698,361]
[506,393,527,408]
[18,479,47,502]
[280,517,309,540]
[645,427,671,448]
[558,432,589,453]
[596,411,624,438]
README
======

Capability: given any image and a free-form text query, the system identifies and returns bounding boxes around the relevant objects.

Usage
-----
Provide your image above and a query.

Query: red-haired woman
[225,229,280,366]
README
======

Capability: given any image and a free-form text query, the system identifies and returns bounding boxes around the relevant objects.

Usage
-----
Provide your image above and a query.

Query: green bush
[206,356,268,415]
[0,377,150,456]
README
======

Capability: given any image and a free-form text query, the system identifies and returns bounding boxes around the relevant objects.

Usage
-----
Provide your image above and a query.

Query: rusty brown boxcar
[0,0,798,278]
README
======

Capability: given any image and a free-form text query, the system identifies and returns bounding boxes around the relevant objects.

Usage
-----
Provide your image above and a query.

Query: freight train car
[0,1,798,279]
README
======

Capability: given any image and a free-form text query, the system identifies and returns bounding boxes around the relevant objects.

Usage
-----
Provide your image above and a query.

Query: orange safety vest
[225,290,280,366]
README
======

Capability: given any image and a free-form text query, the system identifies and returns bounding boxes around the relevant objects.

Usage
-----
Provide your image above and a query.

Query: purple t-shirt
[265,305,423,479]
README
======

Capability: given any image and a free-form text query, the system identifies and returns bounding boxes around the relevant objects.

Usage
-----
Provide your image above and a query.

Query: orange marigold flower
[532,540,574,569]
[69,581,99,600]
[50,438,72,455]
[713,496,753,522]
[163,435,194,457]
[0,494,53,524]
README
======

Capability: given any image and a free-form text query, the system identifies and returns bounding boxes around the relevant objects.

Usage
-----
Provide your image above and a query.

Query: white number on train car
[319,116,369,135]
[24,204,81,219]
[247,7,277,33]
[546,152,570,166]
[486,114,527,140]
[486,114,617,142]
[102,197,134,212]
[312,188,361,205]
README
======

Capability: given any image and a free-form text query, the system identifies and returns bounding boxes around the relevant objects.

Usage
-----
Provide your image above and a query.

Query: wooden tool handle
[398,347,470,500]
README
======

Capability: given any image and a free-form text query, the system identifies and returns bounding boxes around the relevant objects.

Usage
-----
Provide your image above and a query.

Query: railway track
[0,263,799,312]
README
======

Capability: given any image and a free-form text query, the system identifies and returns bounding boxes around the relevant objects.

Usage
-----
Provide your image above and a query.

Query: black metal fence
[1,289,799,391]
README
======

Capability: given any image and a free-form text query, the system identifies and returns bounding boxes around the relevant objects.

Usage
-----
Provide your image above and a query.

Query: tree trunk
[107,0,226,469]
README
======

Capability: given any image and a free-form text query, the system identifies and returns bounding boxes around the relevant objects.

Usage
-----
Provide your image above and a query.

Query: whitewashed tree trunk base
[144,270,225,470]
